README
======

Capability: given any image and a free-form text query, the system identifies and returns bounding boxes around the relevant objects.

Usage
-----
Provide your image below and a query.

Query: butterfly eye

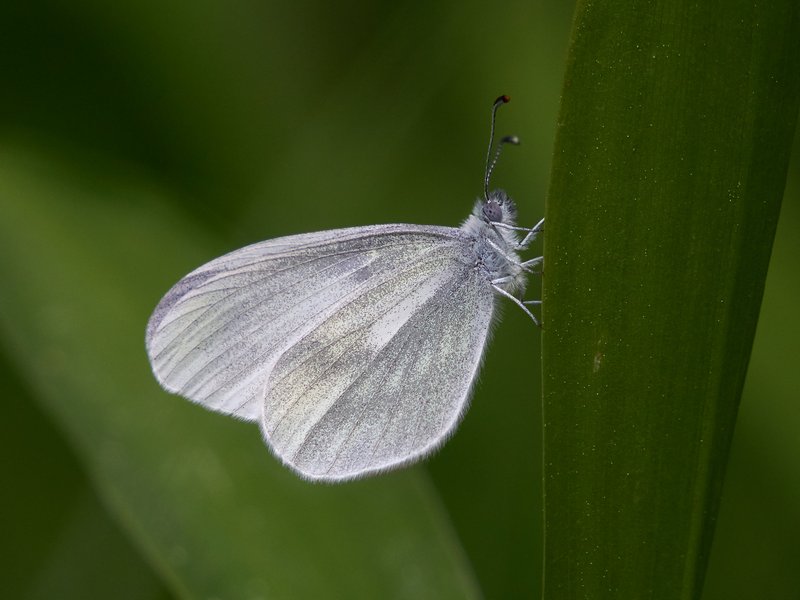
[483,200,503,223]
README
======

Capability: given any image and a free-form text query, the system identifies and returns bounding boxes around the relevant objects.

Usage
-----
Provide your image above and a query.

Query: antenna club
[494,94,511,106]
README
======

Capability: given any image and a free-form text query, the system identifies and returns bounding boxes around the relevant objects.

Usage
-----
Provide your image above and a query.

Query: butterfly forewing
[145,225,488,431]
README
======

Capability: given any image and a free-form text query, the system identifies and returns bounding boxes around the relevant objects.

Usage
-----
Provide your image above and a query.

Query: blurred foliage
[0,0,796,598]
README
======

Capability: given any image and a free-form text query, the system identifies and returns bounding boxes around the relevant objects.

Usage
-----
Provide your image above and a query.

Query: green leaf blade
[542,1,800,598]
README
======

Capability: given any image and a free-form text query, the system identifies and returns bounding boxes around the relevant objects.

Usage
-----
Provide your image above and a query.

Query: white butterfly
[145,96,544,481]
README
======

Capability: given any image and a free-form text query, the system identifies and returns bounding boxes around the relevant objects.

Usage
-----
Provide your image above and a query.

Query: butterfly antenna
[488,135,520,194]
[484,94,512,201]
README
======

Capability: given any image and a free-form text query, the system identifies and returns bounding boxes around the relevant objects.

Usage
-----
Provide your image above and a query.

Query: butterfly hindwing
[260,256,494,480]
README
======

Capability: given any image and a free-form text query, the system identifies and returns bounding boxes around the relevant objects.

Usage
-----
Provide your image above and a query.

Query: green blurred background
[0,1,796,598]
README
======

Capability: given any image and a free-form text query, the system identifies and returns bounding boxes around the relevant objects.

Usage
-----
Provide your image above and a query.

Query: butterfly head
[462,188,520,245]
[479,189,517,226]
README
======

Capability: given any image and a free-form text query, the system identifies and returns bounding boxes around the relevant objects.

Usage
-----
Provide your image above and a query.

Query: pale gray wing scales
[146,225,460,421]
[261,259,494,481]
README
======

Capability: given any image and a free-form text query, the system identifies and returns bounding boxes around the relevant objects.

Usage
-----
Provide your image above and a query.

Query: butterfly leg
[491,217,545,250]
[518,217,545,248]
[486,239,541,275]
[486,238,544,276]
[521,256,543,273]
[491,280,541,327]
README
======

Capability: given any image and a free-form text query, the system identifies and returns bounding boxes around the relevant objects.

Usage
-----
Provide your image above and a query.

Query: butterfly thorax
[460,189,527,296]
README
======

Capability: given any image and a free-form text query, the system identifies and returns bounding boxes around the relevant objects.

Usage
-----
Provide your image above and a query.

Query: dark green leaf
[542,1,800,597]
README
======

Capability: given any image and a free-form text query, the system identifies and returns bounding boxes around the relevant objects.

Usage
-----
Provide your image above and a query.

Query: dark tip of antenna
[494,94,511,106]
[501,135,520,145]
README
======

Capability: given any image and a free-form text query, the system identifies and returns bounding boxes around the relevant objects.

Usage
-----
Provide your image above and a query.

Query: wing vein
[362,282,457,467]
[159,251,381,384]
[264,252,457,433]
[153,249,376,359]
[195,245,455,402]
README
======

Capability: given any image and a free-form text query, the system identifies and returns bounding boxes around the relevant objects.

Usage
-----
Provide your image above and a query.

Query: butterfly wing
[260,248,495,481]
[145,225,492,431]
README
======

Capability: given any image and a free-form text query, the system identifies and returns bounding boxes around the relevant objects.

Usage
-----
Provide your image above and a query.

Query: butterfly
[146,95,544,481]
